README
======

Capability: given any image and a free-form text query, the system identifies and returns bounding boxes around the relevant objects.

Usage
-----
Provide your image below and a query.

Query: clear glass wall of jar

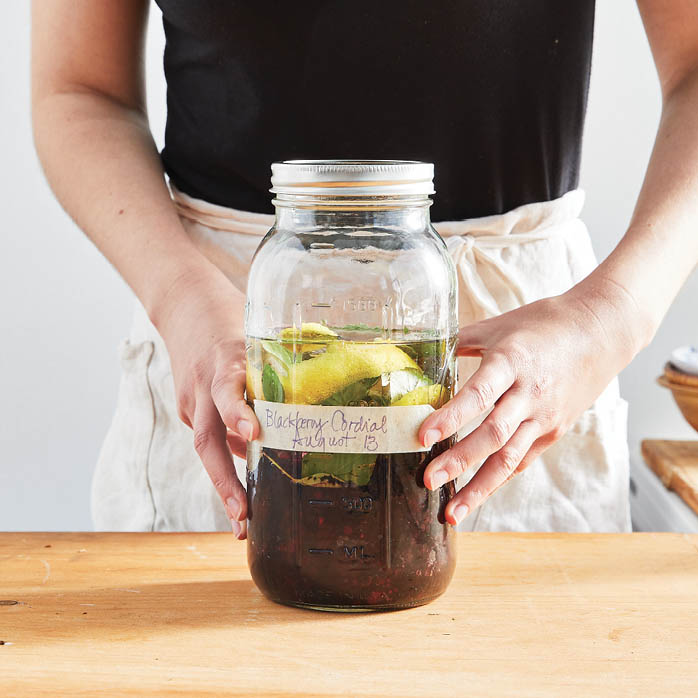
[245,161,458,611]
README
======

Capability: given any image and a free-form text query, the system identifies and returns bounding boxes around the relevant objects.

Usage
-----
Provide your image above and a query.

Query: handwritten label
[253,400,435,454]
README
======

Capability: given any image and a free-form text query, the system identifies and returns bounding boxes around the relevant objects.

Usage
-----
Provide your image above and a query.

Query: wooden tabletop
[2,532,698,697]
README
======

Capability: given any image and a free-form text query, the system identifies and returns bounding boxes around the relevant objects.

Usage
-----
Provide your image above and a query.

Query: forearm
[578,69,698,352]
[32,90,240,331]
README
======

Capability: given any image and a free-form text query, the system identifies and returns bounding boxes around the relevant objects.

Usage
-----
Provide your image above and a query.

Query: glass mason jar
[245,160,458,611]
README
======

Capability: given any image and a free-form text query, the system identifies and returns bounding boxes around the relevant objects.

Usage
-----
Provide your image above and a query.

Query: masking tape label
[253,400,435,454]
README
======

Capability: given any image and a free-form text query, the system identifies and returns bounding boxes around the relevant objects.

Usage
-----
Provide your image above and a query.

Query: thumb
[457,320,488,357]
[210,366,260,440]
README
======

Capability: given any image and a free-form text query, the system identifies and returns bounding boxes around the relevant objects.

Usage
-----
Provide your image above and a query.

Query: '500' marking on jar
[341,496,374,513]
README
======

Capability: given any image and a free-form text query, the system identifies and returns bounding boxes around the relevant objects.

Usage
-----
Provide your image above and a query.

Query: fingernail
[237,419,253,441]
[424,428,441,448]
[226,496,242,520]
[231,519,243,538]
[452,503,469,524]
[430,469,448,490]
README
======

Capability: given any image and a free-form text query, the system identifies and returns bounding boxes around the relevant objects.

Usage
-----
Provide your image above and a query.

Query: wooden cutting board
[641,439,698,515]
[2,532,698,697]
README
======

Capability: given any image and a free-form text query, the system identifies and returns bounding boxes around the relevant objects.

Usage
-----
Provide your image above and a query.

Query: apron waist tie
[172,186,275,236]
[172,183,586,321]
[434,189,586,319]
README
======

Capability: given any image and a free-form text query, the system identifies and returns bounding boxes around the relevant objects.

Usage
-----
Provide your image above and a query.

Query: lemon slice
[280,322,338,340]
[391,383,447,408]
[369,368,430,403]
[246,364,264,401]
[280,322,339,353]
[284,342,419,405]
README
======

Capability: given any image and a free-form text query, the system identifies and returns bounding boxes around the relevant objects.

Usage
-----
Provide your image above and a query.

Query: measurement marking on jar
[341,496,373,513]
[343,297,378,313]
[308,548,334,555]
[343,545,372,560]
[308,499,335,507]
[311,303,332,308]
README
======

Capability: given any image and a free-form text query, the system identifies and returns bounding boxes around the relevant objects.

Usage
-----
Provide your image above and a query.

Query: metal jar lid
[270,159,435,197]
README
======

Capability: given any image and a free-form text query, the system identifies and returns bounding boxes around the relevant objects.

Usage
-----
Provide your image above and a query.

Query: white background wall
[1,1,695,531]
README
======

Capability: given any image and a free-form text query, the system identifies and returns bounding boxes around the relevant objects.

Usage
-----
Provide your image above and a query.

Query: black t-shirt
[154,0,595,221]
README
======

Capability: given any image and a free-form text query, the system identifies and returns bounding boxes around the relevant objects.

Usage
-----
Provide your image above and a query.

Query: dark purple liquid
[246,439,456,611]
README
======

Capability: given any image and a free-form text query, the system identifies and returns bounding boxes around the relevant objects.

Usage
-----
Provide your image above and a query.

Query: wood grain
[642,439,698,515]
[1,532,698,697]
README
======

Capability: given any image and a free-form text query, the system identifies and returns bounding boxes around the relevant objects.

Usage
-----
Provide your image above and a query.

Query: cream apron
[92,188,631,532]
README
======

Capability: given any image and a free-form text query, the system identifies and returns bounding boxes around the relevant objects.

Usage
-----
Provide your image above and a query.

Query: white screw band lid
[270,160,435,196]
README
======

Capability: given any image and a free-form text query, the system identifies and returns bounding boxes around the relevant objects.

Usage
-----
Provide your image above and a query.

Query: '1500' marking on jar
[263,406,387,451]
[343,297,378,313]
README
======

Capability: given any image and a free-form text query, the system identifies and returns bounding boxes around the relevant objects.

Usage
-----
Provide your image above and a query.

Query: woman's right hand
[152,267,259,539]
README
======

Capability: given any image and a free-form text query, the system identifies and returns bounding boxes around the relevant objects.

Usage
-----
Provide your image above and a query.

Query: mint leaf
[262,364,284,403]
[261,339,296,367]
[395,343,419,361]
[301,452,377,487]
[321,376,379,406]
[337,323,381,332]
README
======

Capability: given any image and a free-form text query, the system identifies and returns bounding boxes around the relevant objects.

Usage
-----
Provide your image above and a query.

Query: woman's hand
[152,268,259,539]
[419,277,645,526]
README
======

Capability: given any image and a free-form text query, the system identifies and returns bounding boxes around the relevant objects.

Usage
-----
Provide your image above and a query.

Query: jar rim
[270,159,435,197]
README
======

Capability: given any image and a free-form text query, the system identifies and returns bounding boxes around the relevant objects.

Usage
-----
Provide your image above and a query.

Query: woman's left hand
[419,278,644,526]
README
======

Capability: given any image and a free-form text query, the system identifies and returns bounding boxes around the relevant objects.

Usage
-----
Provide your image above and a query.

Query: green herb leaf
[301,452,377,487]
[337,323,382,332]
[262,364,285,403]
[396,343,419,361]
[320,377,378,406]
[261,339,296,367]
